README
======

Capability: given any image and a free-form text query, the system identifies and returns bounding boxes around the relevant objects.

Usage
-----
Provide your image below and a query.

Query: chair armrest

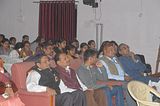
[138,100,160,106]
[148,87,160,98]
[17,89,55,106]
[17,89,50,97]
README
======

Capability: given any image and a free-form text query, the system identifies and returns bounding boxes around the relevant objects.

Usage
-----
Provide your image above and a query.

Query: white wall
[0,0,159,72]
[77,0,160,72]
[0,0,39,42]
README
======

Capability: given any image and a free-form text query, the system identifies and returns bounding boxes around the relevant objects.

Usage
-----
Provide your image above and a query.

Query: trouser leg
[94,88,108,106]
[85,90,98,106]
[71,90,87,106]
[56,92,73,106]
[113,86,124,106]
[103,87,113,106]
[122,82,136,106]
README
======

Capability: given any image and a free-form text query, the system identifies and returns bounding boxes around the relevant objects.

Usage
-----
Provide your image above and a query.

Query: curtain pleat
[38,1,77,42]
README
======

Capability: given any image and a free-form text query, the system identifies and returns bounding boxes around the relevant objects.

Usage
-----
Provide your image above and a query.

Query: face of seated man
[103,45,115,58]
[43,45,54,57]
[57,53,70,68]
[37,56,50,70]
[118,44,130,56]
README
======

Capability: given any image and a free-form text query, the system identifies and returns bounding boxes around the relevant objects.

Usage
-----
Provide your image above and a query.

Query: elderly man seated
[118,43,159,84]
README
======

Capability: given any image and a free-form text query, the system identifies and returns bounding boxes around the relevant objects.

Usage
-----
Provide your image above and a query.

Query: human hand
[124,76,132,81]
[108,85,113,90]
[46,87,57,95]
[5,88,14,97]
[129,51,135,58]
[96,61,103,68]
[129,51,137,61]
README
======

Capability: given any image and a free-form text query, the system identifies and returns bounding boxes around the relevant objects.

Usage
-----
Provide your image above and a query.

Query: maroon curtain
[38,1,77,42]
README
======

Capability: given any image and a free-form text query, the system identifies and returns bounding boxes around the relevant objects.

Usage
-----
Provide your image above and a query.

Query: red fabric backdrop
[38,0,77,42]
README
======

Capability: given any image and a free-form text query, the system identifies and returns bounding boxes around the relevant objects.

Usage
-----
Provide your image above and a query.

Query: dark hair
[54,51,64,64]
[42,41,52,49]
[59,39,66,44]
[110,40,118,47]
[9,37,16,41]
[70,39,79,44]
[23,41,30,46]
[14,42,23,50]
[97,41,110,57]
[88,40,95,46]
[83,49,97,62]
[80,42,88,48]
[22,35,29,39]
[32,35,43,43]
[35,54,48,64]
[0,34,5,39]
[2,38,9,44]
[66,45,76,51]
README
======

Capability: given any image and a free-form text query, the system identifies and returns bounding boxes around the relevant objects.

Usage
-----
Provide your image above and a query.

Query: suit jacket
[99,56,119,75]
[55,65,81,90]
[77,64,106,89]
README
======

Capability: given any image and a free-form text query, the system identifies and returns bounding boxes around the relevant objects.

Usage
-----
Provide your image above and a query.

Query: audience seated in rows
[1,33,159,106]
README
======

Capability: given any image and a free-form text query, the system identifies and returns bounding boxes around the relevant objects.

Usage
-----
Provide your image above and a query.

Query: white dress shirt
[26,69,87,93]
[26,70,47,92]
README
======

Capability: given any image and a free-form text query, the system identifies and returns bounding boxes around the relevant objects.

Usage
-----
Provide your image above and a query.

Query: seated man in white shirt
[54,52,88,106]
[26,55,81,106]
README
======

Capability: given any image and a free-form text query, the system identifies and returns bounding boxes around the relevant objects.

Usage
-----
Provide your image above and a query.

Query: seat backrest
[136,54,146,64]
[11,62,35,89]
[128,81,151,101]
[127,81,160,106]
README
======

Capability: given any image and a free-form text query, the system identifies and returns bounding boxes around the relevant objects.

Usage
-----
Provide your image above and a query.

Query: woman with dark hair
[79,42,88,58]
[66,45,79,61]
[54,39,67,54]
[20,41,33,59]
[9,37,16,49]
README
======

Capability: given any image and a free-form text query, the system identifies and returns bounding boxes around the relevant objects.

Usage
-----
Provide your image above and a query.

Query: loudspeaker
[83,0,98,7]
[92,2,98,8]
